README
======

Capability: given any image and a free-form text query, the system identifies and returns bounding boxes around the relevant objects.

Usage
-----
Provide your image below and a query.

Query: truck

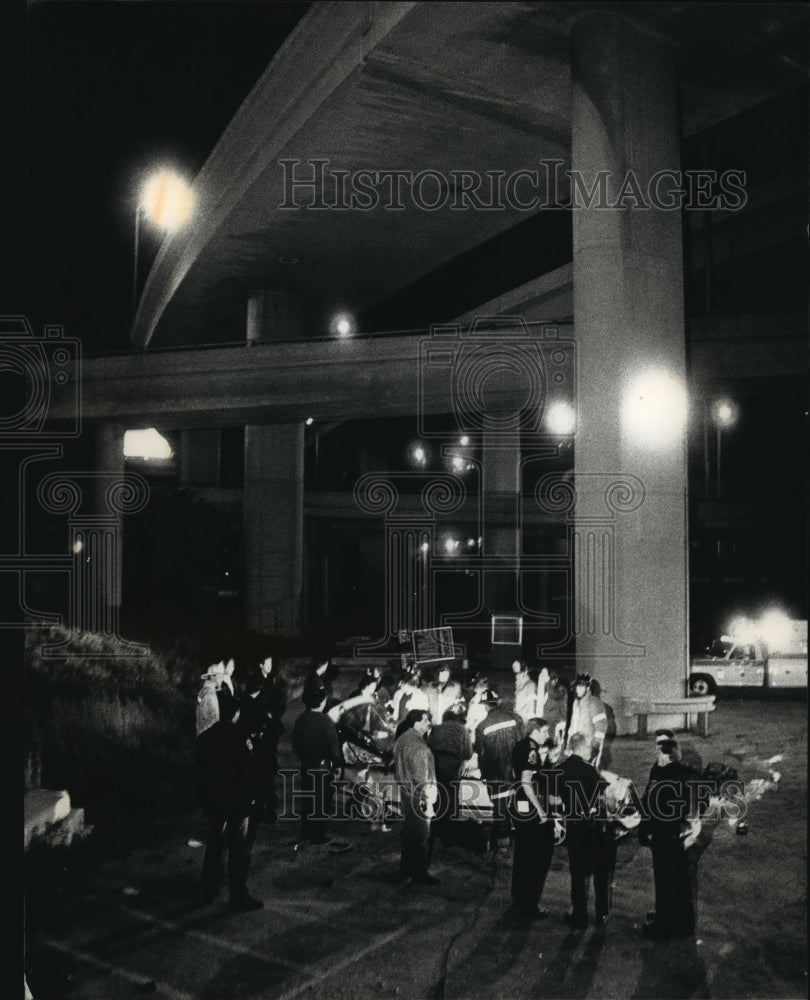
[689,618,808,695]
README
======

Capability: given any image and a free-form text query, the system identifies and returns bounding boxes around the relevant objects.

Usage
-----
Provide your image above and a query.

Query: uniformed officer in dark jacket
[251,655,288,822]
[291,682,341,844]
[474,689,524,851]
[510,718,562,918]
[639,734,703,940]
[195,695,264,911]
[559,731,611,929]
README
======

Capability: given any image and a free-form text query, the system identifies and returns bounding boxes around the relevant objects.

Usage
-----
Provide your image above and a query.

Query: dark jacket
[303,664,338,706]
[640,760,703,842]
[195,720,259,815]
[512,735,558,817]
[292,708,341,768]
[427,719,473,784]
[559,752,607,824]
[543,684,569,730]
[474,707,525,781]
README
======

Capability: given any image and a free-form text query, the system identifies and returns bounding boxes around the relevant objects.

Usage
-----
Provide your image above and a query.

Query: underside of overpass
[39,2,808,731]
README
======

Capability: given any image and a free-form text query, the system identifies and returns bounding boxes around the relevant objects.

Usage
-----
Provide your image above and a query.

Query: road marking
[276,925,410,1000]
[103,900,310,972]
[42,938,198,1000]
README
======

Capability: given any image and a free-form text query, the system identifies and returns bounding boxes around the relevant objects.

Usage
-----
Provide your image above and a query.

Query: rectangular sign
[491,615,523,646]
[412,626,455,664]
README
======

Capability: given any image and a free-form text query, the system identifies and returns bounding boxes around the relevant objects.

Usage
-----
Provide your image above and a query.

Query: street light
[711,398,738,499]
[133,168,194,317]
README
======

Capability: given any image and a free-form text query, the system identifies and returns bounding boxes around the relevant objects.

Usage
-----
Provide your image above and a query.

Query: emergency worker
[510,717,562,918]
[251,655,288,822]
[638,734,703,940]
[474,689,524,851]
[291,682,341,844]
[559,732,612,929]
[567,673,607,765]
[427,707,473,845]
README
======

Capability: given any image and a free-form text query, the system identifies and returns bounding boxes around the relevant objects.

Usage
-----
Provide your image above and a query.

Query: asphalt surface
[25,695,807,1000]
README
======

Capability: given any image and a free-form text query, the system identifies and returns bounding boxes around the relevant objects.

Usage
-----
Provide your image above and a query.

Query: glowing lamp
[622,370,688,447]
[140,170,194,231]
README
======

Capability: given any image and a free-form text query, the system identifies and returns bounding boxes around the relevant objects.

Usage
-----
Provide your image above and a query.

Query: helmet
[574,673,591,686]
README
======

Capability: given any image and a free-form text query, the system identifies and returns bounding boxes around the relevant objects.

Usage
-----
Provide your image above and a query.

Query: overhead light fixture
[331,312,355,337]
[712,398,738,428]
[411,443,428,467]
[140,169,194,231]
[546,401,576,436]
[123,428,173,460]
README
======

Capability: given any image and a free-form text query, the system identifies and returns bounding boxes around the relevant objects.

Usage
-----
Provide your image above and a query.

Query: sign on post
[412,627,455,665]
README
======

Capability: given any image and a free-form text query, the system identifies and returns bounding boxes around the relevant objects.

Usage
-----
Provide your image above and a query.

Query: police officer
[639,734,702,939]
[567,673,608,765]
[252,655,288,822]
[559,732,611,929]
[474,689,524,852]
[291,682,341,844]
[510,717,562,918]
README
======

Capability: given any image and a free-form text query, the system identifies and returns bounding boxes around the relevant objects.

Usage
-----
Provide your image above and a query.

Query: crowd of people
[192,654,716,940]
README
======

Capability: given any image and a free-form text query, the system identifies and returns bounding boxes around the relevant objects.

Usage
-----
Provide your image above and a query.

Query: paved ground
[25,695,807,1000]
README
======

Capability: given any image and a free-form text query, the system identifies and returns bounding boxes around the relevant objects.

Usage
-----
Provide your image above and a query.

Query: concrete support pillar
[247,290,305,344]
[93,422,125,610]
[179,429,221,487]
[244,423,305,636]
[244,290,306,636]
[570,14,689,731]
[482,434,521,671]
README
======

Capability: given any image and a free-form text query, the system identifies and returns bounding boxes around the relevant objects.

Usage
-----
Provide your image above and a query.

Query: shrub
[25,626,195,845]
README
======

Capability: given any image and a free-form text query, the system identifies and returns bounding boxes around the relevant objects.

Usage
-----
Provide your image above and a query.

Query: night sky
[10,3,808,635]
[19,1,311,353]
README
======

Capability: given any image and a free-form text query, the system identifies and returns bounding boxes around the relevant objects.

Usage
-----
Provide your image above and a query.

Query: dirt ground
[24,684,807,1000]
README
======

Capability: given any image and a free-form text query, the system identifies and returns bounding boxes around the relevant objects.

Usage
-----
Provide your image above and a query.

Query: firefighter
[566,673,607,766]
[474,689,524,852]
